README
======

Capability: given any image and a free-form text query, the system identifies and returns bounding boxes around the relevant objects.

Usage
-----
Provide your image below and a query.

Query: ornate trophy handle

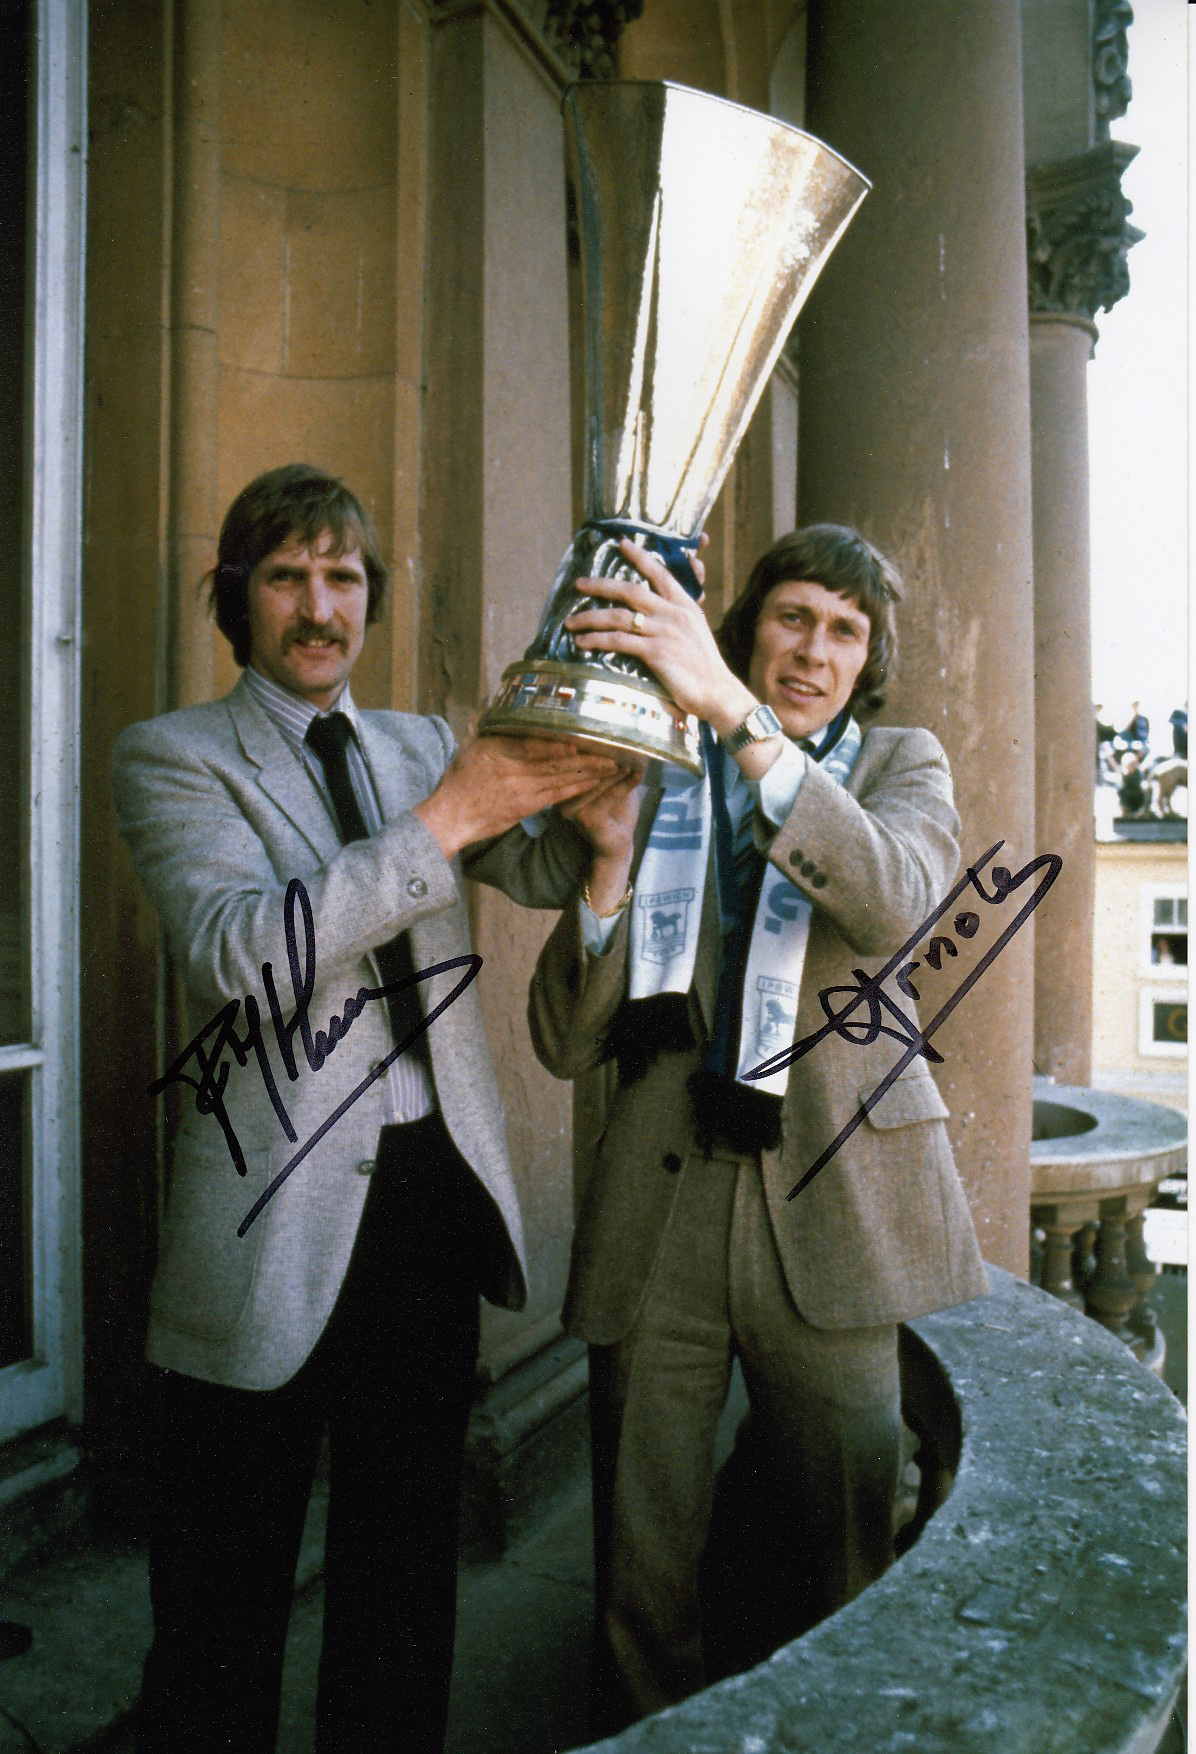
[537,519,704,681]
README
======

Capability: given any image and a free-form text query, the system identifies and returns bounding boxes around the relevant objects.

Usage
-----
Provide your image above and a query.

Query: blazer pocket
[151,1141,269,1341]
[858,1073,949,1129]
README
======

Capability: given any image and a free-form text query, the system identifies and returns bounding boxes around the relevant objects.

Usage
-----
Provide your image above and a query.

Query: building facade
[1,0,1144,1522]
[1093,826,1188,1110]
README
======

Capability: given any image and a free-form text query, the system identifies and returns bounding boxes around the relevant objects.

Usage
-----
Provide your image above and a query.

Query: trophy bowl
[479,80,869,777]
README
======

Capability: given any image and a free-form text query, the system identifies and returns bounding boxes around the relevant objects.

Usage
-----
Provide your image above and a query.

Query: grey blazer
[112,675,588,1390]
[528,726,989,1341]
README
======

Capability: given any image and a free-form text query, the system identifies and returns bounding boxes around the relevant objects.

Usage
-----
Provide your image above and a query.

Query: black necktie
[304,711,429,1068]
[703,732,763,1079]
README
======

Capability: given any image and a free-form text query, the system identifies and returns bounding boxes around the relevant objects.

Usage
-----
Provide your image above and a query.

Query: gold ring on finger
[631,610,646,633]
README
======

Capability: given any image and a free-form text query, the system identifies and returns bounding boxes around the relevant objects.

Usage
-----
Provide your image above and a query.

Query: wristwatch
[723,702,783,753]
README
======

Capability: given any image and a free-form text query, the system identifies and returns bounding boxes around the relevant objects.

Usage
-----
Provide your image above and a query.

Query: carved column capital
[1025,140,1143,320]
[429,0,641,82]
[1093,0,1133,136]
[543,0,643,77]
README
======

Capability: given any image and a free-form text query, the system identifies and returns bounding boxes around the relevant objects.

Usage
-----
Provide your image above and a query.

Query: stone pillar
[798,0,1036,1274]
[1029,312,1096,1084]
[423,7,587,1543]
[167,0,222,710]
[82,0,175,1425]
[1024,141,1141,1086]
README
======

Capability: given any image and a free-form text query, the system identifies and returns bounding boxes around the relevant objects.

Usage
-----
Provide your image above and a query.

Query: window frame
[1138,986,1189,1060]
[0,0,85,1446]
[1140,881,1189,981]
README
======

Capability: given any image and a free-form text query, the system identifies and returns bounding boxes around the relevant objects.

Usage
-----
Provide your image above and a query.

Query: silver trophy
[479,80,869,775]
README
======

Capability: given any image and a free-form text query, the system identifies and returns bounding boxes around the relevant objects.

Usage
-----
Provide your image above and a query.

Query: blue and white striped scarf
[628,717,862,1096]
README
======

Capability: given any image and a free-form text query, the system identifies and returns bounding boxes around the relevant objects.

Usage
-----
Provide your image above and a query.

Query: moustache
[283,622,347,652]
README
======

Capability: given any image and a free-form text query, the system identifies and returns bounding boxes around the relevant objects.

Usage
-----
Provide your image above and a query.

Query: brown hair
[208,463,389,665]
[715,523,901,719]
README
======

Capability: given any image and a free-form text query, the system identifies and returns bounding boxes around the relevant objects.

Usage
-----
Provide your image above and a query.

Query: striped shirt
[243,664,436,1123]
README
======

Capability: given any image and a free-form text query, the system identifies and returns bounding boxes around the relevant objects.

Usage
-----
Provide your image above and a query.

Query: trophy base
[480,659,703,775]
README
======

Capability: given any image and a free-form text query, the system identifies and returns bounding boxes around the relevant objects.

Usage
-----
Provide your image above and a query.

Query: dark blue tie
[702,719,842,1079]
[703,734,762,1078]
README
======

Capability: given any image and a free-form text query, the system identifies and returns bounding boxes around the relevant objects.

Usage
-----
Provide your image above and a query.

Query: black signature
[147,878,481,1235]
[744,840,1062,1199]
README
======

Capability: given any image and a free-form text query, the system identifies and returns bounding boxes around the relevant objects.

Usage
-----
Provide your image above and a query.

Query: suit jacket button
[788,849,804,868]
[356,1159,375,1176]
[662,1151,683,1175]
[811,872,828,888]
[407,876,428,898]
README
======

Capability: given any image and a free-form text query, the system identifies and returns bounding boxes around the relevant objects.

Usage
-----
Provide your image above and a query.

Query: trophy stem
[479,517,706,775]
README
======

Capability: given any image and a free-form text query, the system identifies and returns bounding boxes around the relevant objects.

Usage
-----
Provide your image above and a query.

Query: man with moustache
[111,462,621,1753]
[528,524,987,1721]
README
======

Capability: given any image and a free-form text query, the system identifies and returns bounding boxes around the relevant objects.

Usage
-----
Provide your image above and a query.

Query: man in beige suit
[111,463,619,1753]
[528,524,988,1722]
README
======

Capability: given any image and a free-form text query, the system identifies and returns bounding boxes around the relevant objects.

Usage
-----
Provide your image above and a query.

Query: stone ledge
[1112,819,1187,843]
[460,1334,591,1562]
[1032,1081,1187,1198]
[578,1269,1187,1754]
[0,1422,85,1580]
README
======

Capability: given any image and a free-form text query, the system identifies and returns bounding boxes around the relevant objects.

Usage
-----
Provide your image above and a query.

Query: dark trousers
[137,1115,487,1754]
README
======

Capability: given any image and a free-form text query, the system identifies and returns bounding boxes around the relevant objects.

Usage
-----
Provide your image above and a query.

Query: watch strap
[724,702,782,753]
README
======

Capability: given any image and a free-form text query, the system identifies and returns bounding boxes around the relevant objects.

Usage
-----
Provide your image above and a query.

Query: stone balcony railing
[1031,1081,1188,1372]
[573,1268,1186,1754]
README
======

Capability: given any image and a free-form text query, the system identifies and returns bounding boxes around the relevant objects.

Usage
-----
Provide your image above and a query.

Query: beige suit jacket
[112,675,588,1390]
[529,725,988,1341]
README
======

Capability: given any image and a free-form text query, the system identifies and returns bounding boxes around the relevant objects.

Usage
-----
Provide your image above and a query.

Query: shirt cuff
[579,896,624,955]
[750,738,807,829]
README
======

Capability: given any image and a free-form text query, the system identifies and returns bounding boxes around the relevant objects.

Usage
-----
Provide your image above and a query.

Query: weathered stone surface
[576,1269,1186,1754]
[1026,141,1143,320]
[1032,1080,1188,1199]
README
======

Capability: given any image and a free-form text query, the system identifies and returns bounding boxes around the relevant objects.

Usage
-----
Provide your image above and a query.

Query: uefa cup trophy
[479,80,869,776]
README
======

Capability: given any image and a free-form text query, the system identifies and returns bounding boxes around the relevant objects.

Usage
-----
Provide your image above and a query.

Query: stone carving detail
[429,0,642,80]
[1092,0,1133,134]
[544,0,644,77]
[1025,142,1142,319]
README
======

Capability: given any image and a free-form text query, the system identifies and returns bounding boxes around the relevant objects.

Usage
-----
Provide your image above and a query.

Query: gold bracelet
[583,878,634,919]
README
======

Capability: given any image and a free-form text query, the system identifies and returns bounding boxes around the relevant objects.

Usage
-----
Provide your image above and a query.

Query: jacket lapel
[226,675,341,863]
[355,713,432,826]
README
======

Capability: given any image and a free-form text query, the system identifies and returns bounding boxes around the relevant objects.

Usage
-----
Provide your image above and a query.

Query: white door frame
[0,0,86,1446]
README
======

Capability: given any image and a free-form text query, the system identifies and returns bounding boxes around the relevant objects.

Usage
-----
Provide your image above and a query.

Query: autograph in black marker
[147,877,481,1236]
[744,840,1062,1200]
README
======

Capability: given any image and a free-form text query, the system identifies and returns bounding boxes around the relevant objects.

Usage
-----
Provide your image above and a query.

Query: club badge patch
[753,974,797,1058]
[636,887,695,965]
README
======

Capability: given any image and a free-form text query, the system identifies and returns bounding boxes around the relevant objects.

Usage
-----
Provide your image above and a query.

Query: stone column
[1029,312,1096,1084]
[1025,142,1141,1086]
[798,0,1036,1274]
[167,0,221,710]
[422,5,587,1547]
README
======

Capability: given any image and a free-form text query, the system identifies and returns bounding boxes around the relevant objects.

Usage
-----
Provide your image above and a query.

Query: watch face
[742,704,781,742]
[727,703,782,751]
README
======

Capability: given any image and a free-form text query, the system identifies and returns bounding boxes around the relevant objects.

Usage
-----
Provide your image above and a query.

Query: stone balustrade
[574,1267,1186,1754]
[1031,1080,1187,1371]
